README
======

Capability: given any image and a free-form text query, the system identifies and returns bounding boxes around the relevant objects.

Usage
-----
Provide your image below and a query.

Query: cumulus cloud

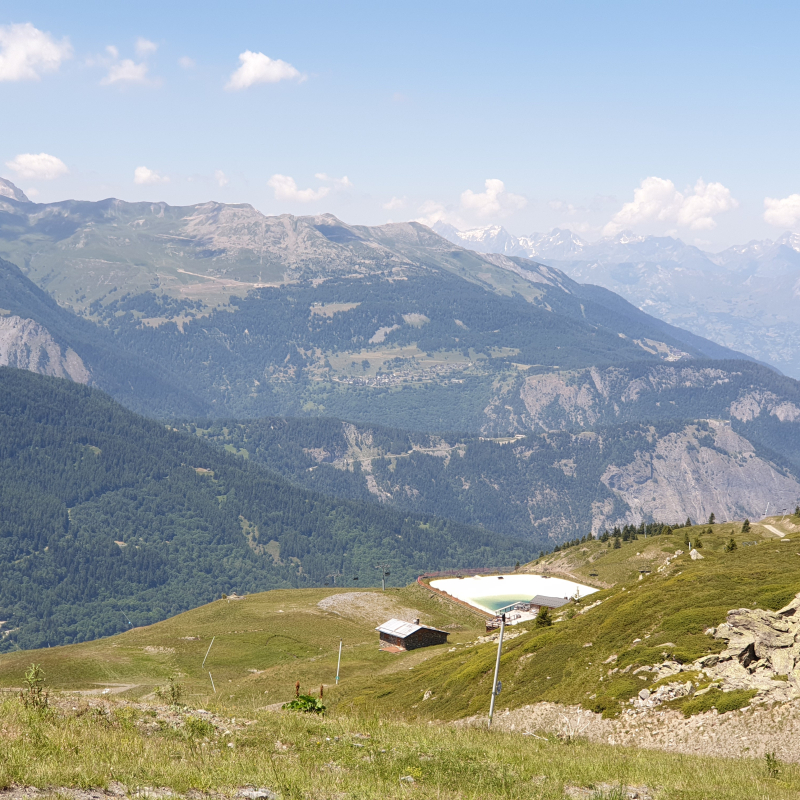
[268,174,328,203]
[102,58,148,85]
[214,170,229,187]
[460,178,526,218]
[226,51,303,90]
[764,194,800,229]
[135,38,157,57]
[6,153,68,180]
[134,166,168,185]
[603,177,737,236]
[0,22,72,81]
[97,41,157,85]
[383,196,406,211]
[315,173,352,189]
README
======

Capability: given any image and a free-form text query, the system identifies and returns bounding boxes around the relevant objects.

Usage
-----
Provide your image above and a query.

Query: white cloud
[383,196,406,211]
[6,152,68,180]
[0,22,72,81]
[226,51,302,90]
[764,194,800,229]
[460,178,526,218]
[268,174,328,203]
[603,177,737,236]
[135,38,157,58]
[179,56,195,69]
[415,200,466,229]
[134,166,168,185]
[315,173,353,189]
[101,58,149,85]
[215,170,229,187]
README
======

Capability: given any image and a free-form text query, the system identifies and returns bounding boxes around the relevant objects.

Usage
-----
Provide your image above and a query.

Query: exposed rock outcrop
[0,315,90,383]
[701,595,800,699]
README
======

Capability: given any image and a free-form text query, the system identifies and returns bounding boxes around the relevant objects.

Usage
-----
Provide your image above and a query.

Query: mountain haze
[435,221,800,379]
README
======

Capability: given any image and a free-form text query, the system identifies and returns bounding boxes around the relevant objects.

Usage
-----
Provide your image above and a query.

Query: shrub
[282,695,326,714]
[724,538,737,552]
[19,664,48,711]
[155,675,184,706]
[535,607,553,627]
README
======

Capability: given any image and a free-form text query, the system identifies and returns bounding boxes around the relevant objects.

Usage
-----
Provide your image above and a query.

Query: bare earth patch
[316,592,425,626]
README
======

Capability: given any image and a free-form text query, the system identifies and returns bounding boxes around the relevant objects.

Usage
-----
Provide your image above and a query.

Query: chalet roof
[376,618,449,639]
[530,594,571,609]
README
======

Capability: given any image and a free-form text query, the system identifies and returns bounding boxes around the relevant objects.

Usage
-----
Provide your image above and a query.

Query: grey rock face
[701,596,800,699]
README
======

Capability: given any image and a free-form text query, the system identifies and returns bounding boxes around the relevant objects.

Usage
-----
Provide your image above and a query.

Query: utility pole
[488,613,506,729]
[374,563,391,591]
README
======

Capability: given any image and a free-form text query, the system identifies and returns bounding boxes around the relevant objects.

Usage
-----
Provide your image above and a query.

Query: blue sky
[2,0,800,249]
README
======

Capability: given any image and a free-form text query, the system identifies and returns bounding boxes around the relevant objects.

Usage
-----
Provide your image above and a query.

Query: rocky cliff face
[483,363,800,438]
[0,315,90,383]
[596,421,800,531]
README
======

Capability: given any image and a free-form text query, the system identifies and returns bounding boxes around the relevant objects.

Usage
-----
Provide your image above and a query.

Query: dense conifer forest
[0,368,530,652]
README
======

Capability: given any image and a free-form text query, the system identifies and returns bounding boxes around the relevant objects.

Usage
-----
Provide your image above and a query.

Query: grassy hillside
[3,519,800,797]
[2,695,799,800]
[346,516,800,720]
[0,368,529,652]
[6,514,799,721]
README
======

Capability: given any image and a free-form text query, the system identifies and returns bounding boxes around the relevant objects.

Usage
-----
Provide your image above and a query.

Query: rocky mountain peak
[0,177,30,203]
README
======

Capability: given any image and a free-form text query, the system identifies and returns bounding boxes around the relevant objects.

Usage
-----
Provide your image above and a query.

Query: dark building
[376,618,450,651]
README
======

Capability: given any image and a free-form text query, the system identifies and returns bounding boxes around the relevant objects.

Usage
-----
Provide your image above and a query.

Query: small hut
[376,618,449,651]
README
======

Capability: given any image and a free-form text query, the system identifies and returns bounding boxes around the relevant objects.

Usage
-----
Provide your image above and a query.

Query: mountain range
[3,179,800,649]
[434,221,800,379]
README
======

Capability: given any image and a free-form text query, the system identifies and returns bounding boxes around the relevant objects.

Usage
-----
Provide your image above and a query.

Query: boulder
[777,592,800,618]
[689,548,704,560]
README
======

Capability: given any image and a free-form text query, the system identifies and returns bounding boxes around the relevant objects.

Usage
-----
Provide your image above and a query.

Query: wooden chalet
[376,618,450,651]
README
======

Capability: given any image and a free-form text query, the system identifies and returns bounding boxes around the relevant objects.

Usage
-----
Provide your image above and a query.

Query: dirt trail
[762,523,786,538]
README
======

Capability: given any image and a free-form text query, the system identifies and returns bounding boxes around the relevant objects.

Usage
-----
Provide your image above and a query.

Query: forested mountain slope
[0,188,770,433]
[0,368,528,652]
[192,413,800,541]
[0,258,204,417]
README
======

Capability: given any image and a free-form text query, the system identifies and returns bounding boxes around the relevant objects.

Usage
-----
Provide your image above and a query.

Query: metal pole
[336,639,342,685]
[382,574,386,592]
[488,613,506,729]
[209,672,216,693]
[202,636,215,668]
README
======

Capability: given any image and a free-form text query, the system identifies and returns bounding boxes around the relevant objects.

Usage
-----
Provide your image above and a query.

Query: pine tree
[685,517,692,527]
[725,537,737,553]
[613,537,621,549]
[708,513,716,525]
[535,605,553,627]
[741,519,750,533]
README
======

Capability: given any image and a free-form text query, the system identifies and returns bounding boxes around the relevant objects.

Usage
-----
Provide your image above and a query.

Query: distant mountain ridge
[434,221,800,378]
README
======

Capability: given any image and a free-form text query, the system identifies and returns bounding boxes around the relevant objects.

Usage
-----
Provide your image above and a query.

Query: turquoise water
[474,594,535,612]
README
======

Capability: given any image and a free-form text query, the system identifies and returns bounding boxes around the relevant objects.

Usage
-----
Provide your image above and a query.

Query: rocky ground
[479,698,800,763]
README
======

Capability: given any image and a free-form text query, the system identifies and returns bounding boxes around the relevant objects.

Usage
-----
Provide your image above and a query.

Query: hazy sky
[3,0,800,249]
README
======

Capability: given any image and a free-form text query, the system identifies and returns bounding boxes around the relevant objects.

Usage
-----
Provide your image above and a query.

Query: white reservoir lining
[430,574,598,615]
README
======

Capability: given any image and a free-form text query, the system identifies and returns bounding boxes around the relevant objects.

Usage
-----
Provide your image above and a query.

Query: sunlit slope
[0,585,483,707]
[346,519,800,719]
